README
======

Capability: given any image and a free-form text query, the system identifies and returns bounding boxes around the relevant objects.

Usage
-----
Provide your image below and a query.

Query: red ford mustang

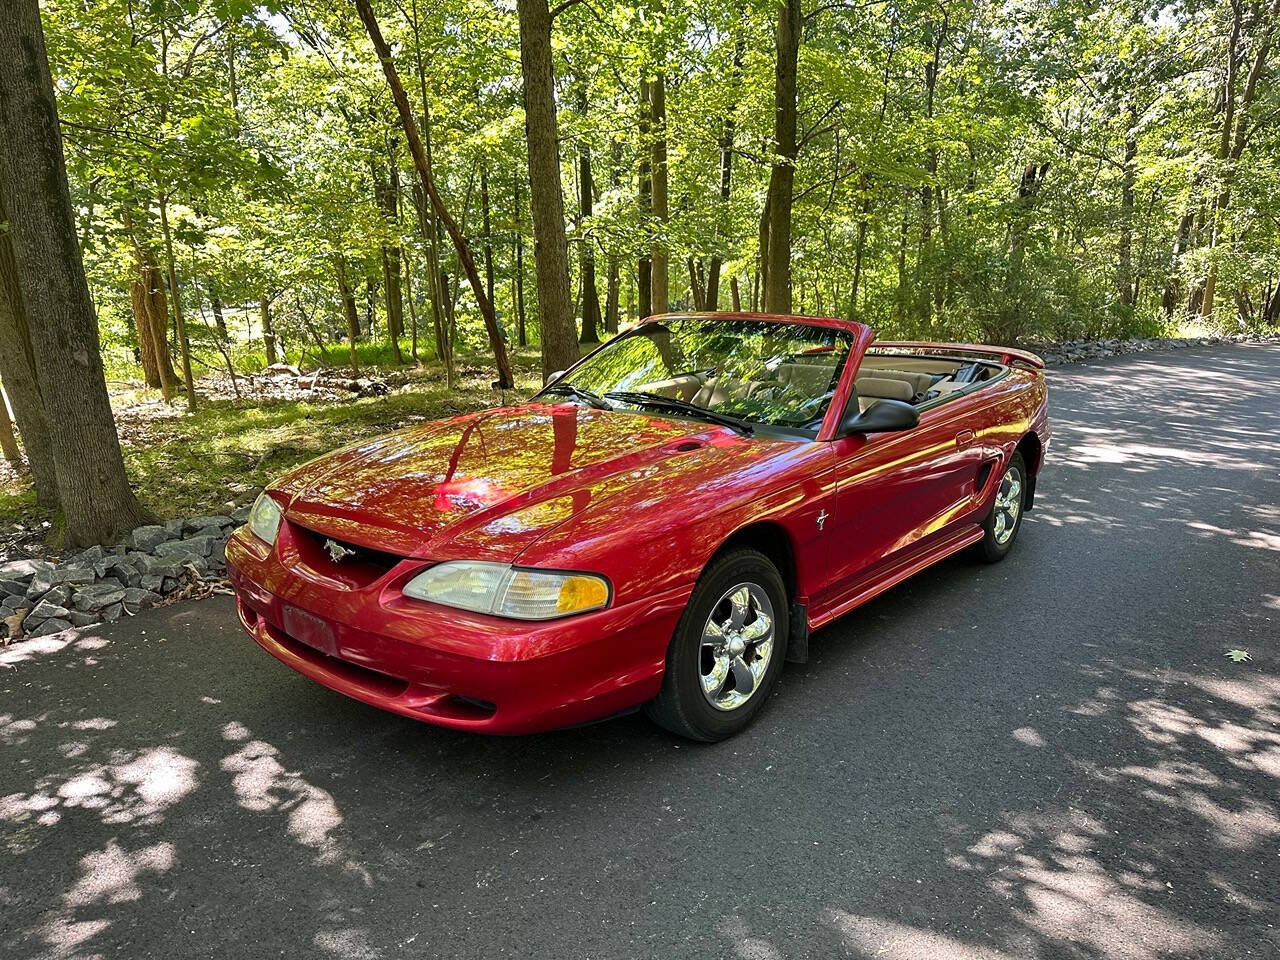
[227,313,1049,740]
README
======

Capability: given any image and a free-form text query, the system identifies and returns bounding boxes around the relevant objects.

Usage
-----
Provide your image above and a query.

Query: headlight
[247,492,283,545]
[403,561,610,620]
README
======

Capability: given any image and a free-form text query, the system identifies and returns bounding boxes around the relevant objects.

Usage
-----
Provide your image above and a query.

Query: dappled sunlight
[830,912,1022,960]
[946,811,1222,959]
[0,631,108,669]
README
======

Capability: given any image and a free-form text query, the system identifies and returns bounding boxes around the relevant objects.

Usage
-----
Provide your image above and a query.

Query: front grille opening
[289,522,405,588]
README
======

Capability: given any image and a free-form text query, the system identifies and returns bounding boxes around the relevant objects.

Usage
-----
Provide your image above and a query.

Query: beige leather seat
[855,376,914,412]
[856,368,934,396]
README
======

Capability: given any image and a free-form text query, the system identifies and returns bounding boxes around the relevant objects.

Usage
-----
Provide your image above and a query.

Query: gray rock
[156,537,214,560]
[0,559,53,583]
[25,599,71,626]
[67,609,101,627]
[161,576,179,593]
[2,594,24,613]
[191,525,226,542]
[40,584,72,608]
[140,574,166,593]
[0,578,26,597]
[164,518,185,537]
[231,505,252,523]
[72,586,127,612]
[121,588,161,614]
[25,572,53,600]
[132,554,182,577]
[73,545,106,565]
[100,603,124,623]
[184,515,234,533]
[51,565,96,587]
[28,618,73,637]
[128,525,173,552]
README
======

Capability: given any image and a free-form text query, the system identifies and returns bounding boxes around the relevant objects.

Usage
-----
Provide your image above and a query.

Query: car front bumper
[225,525,690,734]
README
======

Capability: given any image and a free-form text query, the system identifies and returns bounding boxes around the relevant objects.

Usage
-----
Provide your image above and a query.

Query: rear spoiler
[868,340,1046,371]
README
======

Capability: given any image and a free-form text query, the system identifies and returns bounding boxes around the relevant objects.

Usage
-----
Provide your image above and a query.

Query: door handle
[955,429,975,449]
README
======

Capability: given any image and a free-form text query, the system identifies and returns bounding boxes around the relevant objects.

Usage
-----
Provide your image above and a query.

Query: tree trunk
[480,164,496,329]
[159,195,197,410]
[513,171,528,347]
[210,287,227,337]
[334,254,360,371]
[514,0,580,381]
[577,89,601,343]
[381,246,405,364]
[356,0,514,387]
[730,276,742,311]
[1116,103,1137,307]
[637,76,652,320]
[0,0,151,544]
[763,0,801,314]
[127,233,179,401]
[260,296,279,365]
[705,36,745,313]
[650,71,669,315]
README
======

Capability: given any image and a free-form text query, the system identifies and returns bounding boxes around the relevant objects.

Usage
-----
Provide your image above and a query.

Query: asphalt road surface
[2,344,1277,960]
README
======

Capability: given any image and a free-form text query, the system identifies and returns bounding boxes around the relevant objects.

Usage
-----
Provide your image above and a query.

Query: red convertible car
[227,313,1049,740]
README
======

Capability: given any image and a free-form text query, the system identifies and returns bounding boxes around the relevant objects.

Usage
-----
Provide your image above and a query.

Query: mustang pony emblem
[324,538,356,563]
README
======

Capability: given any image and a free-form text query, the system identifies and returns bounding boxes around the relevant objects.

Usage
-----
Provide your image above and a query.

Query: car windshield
[549,317,854,432]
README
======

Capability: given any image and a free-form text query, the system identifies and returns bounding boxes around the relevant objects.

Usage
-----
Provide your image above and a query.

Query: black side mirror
[840,398,919,435]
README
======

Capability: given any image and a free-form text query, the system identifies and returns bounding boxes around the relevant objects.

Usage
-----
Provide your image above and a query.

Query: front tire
[645,548,788,742]
[976,451,1027,562]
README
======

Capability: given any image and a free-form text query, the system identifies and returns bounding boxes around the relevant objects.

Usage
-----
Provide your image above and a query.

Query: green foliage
[36,0,1280,405]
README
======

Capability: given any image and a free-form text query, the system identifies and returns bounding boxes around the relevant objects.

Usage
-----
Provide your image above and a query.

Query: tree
[354,0,515,388]
[763,0,801,314]
[0,0,150,545]
[516,0,581,379]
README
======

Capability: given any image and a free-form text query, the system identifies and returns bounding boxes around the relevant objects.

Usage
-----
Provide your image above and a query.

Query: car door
[815,397,986,612]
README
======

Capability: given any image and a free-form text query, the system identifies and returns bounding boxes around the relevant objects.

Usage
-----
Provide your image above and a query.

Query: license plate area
[281,605,338,658]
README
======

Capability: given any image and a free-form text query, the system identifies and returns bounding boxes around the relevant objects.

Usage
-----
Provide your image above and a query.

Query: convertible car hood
[275,402,784,562]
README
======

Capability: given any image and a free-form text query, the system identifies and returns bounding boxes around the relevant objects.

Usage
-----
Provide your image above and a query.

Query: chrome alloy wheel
[993,467,1023,545]
[700,583,775,711]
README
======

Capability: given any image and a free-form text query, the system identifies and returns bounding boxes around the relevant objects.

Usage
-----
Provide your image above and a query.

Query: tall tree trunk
[513,172,528,347]
[403,248,419,362]
[637,76,653,320]
[1116,103,1137,307]
[730,276,742,311]
[334,254,360,371]
[480,164,496,330]
[408,0,452,384]
[0,0,151,544]
[577,84,601,343]
[260,295,279,365]
[380,246,405,364]
[159,195,197,410]
[705,36,745,313]
[1162,210,1194,317]
[650,66,669,314]
[514,0,580,381]
[356,0,514,387]
[764,0,801,314]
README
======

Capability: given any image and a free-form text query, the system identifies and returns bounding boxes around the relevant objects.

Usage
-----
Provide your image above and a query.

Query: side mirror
[840,398,919,436]
[546,369,566,385]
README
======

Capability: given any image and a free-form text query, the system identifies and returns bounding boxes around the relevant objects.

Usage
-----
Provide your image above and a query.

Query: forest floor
[0,348,546,562]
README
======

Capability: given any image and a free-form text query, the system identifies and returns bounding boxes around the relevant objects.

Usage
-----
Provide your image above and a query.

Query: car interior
[632,350,1005,421]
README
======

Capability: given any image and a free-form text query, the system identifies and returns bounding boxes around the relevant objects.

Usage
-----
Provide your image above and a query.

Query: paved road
[2,344,1278,960]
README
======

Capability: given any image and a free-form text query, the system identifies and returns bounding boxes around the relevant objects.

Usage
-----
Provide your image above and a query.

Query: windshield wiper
[604,391,754,436]
[538,382,610,409]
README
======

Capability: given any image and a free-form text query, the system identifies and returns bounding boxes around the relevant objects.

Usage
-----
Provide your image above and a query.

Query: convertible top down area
[226,313,1050,740]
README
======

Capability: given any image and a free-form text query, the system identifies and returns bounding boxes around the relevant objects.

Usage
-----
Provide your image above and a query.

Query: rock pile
[2,507,249,640]
[1035,332,1280,367]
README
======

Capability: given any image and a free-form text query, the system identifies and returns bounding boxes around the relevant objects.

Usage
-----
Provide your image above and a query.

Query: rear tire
[645,548,788,742]
[976,451,1027,563]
